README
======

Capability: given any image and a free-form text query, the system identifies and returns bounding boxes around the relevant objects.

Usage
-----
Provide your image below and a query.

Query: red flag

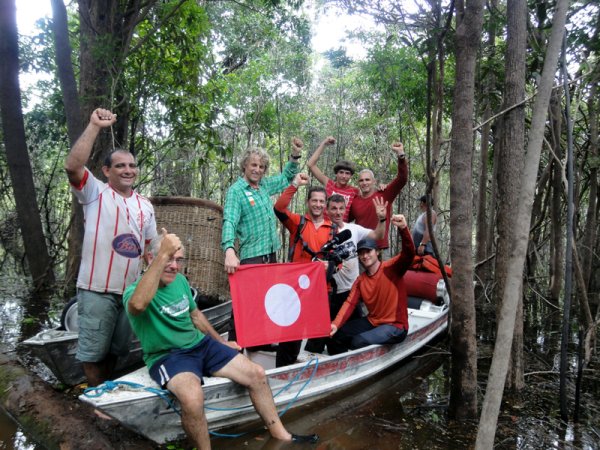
[228,262,330,348]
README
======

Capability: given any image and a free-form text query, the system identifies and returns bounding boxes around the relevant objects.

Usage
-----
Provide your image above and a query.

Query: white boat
[22,298,232,386]
[80,277,449,444]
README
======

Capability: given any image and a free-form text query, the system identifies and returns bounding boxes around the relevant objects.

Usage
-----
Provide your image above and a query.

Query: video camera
[311,229,353,265]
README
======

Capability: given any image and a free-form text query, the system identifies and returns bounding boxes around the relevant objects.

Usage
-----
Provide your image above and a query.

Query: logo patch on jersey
[112,233,142,258]
[245,191,255,206]
[160,297,190,317]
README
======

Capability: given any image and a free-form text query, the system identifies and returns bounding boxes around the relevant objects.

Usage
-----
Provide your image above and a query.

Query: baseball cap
[356,237,378,251]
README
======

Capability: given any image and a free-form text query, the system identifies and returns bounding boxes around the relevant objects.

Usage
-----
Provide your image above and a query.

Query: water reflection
[0,411,40,450]
[0,283,46,450]
[208,344,459,450]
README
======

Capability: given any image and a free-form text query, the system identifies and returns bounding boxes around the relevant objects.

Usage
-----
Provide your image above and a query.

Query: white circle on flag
[298,274,310,289]
[264,283,301,327]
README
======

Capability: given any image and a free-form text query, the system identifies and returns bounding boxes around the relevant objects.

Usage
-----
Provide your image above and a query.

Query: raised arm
[65,108,116,185]
[264,138,303,194]
[382,142,408,201]
[274,173,309,216]
[307,136,335,186]
[127,229,181,316]
[391,214,416,271]
[366,197,388,241]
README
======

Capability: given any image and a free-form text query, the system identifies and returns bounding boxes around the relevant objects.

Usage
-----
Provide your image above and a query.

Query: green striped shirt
[221,161,298,260]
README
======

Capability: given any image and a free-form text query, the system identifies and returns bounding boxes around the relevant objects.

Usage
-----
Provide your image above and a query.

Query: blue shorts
[149,336,239,388]
[76,289,132,362]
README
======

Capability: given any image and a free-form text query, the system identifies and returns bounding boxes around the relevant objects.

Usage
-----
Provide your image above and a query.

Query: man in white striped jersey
[65,108,157,386]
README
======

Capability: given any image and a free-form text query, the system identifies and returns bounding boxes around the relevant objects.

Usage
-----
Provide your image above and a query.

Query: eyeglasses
[167,257,186,266]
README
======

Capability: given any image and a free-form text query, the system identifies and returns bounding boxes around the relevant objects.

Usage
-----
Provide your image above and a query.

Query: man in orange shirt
[274,173,336,264]
[273,173,335,366]
[329,214,415,354]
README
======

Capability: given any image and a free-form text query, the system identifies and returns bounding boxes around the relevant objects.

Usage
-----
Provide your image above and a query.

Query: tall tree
[548,90,564,302]
[476,0,569,446]
[492,0,527,392]
[0,0,55,292]
[447,0,484,420]
[475,0,499,286]
[50,0,85,289]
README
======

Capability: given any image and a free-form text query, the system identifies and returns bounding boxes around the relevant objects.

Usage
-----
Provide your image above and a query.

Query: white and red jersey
[71,168,157,294]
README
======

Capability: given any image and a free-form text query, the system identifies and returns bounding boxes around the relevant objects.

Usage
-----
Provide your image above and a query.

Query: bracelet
[291,154,301,160]
[399,154,406,160]
[379,218,386,223]
[419,242,426,247]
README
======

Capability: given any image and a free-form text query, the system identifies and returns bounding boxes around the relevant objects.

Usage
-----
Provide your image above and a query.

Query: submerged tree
[447,0,484,421]
[476,0,569,446]
[0,0,55,292]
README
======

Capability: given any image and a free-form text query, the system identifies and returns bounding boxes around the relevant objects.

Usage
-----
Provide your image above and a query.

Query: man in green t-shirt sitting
[123,229,318,449]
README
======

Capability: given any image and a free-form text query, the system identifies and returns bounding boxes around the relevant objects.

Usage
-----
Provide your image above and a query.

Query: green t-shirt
[123,273,204,369]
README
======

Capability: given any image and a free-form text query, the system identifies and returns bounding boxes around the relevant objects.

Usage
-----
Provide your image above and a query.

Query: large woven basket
[150,196,229,301]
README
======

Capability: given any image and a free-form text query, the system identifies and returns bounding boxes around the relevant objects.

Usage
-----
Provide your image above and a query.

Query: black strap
[288,215,306,262]
[289,218,339,263]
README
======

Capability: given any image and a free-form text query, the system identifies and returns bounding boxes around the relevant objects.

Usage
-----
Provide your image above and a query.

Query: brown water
[208,346,457,450]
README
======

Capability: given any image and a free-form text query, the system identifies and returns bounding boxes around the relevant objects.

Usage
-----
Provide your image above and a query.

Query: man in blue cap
[329,214,415,354]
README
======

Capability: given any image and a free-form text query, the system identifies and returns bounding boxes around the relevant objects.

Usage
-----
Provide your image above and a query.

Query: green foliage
[361,43,427,119]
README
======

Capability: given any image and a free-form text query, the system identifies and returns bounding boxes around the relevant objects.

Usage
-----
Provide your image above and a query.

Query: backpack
[411,254,452,277]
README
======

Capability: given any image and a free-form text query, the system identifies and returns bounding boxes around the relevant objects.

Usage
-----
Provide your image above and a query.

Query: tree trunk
[51,0,86,291]
[476,0,569,446]
[63,0,157,287]
[475,0,499,288]
[0,0,55,292]
[447,0,484,420]
[51,0,83,145]
[580,80,598,294]
[430,0,445,206]
[493,0,527,392]
[549,91,564,301]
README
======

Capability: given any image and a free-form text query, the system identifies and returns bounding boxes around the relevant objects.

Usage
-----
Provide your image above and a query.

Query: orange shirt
[333,226,415,331]
[274,185,334,263]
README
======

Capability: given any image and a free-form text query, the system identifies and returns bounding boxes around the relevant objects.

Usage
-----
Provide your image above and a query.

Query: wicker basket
[150,196,229,301]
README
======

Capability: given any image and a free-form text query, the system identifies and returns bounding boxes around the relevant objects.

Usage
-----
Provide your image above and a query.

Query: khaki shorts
[75,289,132,362]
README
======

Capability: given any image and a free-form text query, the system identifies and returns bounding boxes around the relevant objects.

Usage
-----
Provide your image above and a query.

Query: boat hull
[22,300,232,386]
[80,305,448,444]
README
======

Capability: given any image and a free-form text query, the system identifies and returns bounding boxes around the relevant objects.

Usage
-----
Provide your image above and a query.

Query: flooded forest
[1,0,599,449]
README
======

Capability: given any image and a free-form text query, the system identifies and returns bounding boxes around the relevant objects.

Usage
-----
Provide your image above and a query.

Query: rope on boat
[83,380,180,415]
[81,358,320,440]
[205,357,319,413]
[208,357,320,438]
